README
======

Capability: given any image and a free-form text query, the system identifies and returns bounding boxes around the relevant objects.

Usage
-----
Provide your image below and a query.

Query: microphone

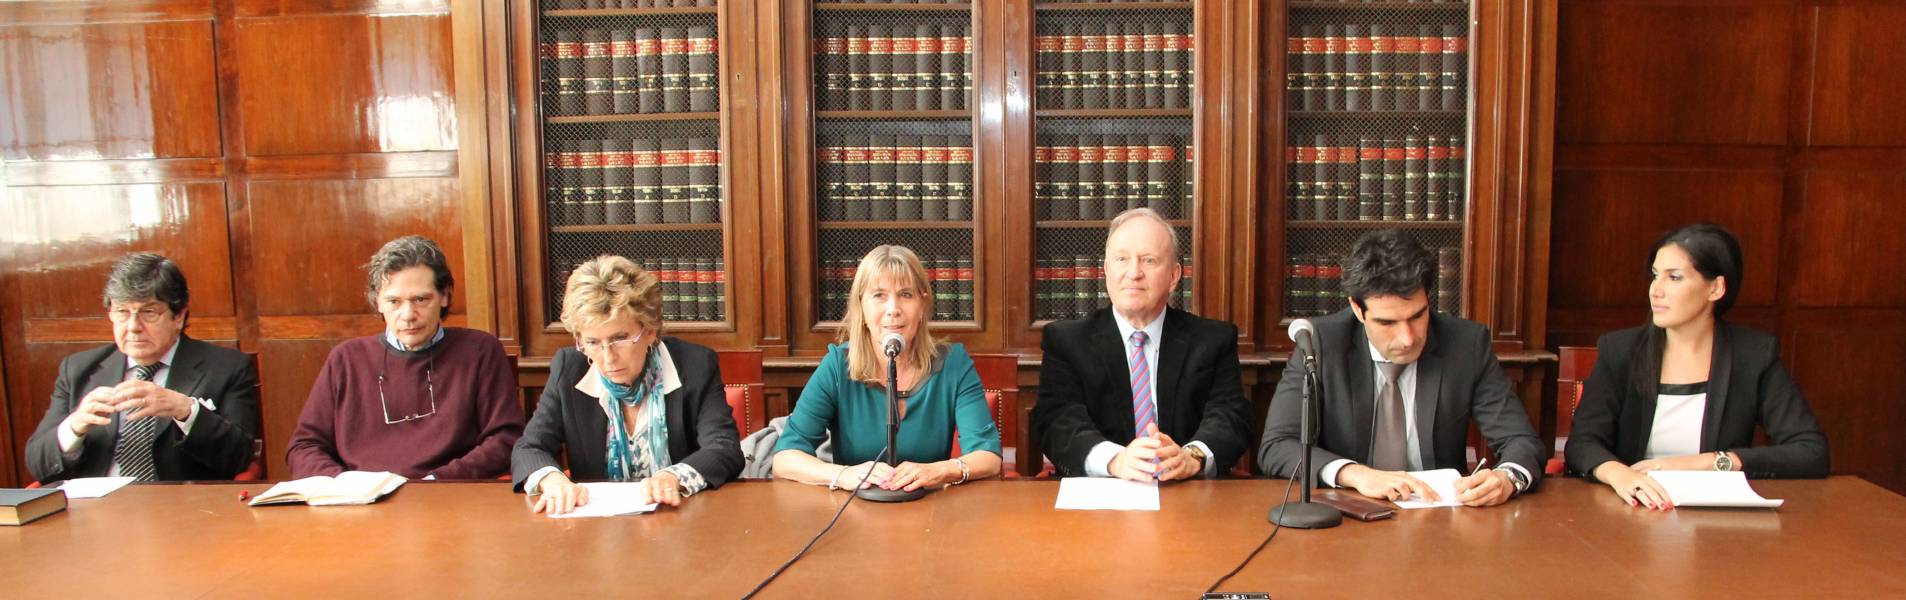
[1287,318,1317,369]
[859,330,929,503]
[1269,316,1341,529]
[881,332,906,358]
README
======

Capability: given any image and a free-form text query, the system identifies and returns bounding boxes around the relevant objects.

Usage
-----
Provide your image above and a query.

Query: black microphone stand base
[854,487,933,503]
[1268,501,1343,529]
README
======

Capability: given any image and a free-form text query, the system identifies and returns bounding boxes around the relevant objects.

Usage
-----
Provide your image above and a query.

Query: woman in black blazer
[510,255,742,514]
[1566,224,1828,510]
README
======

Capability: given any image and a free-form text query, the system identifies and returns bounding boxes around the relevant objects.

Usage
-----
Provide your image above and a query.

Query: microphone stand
[856,346,932,503]
[1269,352,1342,528]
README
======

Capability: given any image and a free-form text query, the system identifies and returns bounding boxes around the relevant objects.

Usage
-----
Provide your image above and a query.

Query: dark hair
[365,235,454,318]
[1340,229,1436,311]
[103,252,190,316]
[1628,222,1746,399]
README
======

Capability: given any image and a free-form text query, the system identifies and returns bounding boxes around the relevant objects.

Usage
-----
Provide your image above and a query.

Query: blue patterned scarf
[600,344,671,482]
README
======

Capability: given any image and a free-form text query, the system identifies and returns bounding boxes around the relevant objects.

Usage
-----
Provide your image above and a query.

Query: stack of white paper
[1648,471,1784,508]
[1393,468,1465,509]
[56,477,136,499]
[547,482,660,519]
[1054,477,1160,511]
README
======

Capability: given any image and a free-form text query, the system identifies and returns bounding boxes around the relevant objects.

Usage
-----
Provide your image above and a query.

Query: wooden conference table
[5,477,1905,598]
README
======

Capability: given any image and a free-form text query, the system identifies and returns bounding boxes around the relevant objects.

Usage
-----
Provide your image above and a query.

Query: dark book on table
[0,488,66,526]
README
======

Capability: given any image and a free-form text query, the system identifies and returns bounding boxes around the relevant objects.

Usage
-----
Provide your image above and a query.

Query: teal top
[774,342,1002,465]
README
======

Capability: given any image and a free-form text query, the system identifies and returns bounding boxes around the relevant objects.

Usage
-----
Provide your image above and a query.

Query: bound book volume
[542,26,718,116]
[545,137,723,226]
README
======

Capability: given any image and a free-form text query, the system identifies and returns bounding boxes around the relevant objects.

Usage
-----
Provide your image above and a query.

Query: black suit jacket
[1032,307,1253,477]
[1564,322,1828,479]
[25,336,260,483]
[511,338,743,492]
[1258,309,1545,487]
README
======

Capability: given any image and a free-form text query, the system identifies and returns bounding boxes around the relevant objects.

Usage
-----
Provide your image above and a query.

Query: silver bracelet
[953,458,970,485]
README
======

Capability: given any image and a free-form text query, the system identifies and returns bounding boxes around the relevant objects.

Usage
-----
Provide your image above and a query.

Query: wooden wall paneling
[1472,0,1552,348]
[1189,0,1227,339]
[996,0,1035,355]
[504,0,553,358]
[1222,0,1261,354]
[1554,0,1794,146]
[3,183,237,321]
[1786,311,1906,494]
[750,0,790,356]
[1549,167,1784,307]
[254,339,341,483]
[1253,0,1289,352]
[477,0,522,355]
[720,0,765,356]
[233,9,458,156]
[1788,170,1906,308]
[778,0,822,355]
[1806,3,1906,147]
[455,0,498,337]
[0,17,221,161]
[245,177,464,317]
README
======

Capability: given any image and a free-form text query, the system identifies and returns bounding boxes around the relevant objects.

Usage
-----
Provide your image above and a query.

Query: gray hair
[1106,207,1181,264]
[364,235,455,317]
[103,252,190,314]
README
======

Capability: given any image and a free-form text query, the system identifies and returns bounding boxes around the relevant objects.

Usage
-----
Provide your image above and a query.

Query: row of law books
[544,138,722,226]
[1035,134,1191,221]
[1287,24,1467,112]
[1285,248,1457,317]
[814,24,973,111]
[819,256,975,321]
[1034,255,1193,321]
[542,27,717,116]
[1285,134,1465,222]
[1035,22,1194,110]
[817,135,974,222]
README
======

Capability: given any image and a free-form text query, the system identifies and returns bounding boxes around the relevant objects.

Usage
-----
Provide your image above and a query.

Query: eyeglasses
[107,307,171,324]
[378,353,438,425]
[577,330,645,357]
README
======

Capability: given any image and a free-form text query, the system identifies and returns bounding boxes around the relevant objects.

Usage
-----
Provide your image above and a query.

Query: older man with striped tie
[26,253,261,484]
[1032,208,1252,481]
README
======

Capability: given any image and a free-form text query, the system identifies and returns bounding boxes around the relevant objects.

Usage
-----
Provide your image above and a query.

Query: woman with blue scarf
[512,255,743,514]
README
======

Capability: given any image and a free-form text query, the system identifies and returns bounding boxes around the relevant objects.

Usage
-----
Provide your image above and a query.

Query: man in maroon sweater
[287,236,524,479]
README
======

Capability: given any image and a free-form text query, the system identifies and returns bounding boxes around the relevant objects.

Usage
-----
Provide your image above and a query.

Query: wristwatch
[1185,445,1208,473]
[1713,451,1734,472]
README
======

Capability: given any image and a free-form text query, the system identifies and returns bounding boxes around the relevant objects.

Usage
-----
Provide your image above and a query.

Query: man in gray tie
[1258,230,1543,506]
[25,253,261,483]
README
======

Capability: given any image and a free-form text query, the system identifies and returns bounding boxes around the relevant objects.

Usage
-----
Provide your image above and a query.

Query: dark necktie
[111,362,164,481]
[1370,361,1409,472]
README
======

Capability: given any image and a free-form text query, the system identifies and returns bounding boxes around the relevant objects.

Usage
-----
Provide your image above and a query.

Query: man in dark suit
[25,253,260,484]
[1259,229,1542,507]
[1033,208,1252,481]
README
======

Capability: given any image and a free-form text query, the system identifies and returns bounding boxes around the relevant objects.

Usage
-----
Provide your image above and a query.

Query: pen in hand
[1468,458,1491,478]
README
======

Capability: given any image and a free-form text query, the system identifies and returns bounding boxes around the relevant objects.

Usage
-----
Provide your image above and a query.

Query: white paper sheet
[1393,468,1465,509]
[547,482,660,518]
[1648,471,1784,508]
[56,477,136,499]
[1055,477,1160,511]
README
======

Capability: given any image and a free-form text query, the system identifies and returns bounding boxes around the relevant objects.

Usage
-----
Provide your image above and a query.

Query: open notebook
[249,471,407,507]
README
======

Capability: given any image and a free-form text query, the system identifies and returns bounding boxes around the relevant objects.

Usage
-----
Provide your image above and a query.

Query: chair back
[1548,346,1598,475]
[718,349,766,438]
[234,351,267,481]
[955,354,1020,477]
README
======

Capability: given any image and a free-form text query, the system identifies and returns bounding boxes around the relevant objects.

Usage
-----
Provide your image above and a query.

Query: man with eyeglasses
[287,236,524,479]
[26,253,260,484]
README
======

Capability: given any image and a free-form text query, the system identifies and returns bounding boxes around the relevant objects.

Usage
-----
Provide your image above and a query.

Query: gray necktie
[112,362,164,481]
[1370,361,1409,472]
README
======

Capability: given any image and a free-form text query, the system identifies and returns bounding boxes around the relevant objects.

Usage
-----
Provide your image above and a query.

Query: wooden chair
[1547,346,1597,475]
[959,353,1022,478]
[717,349,766,438]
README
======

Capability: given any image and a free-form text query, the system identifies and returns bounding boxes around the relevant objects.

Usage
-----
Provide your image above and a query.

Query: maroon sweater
[287,328,524,479]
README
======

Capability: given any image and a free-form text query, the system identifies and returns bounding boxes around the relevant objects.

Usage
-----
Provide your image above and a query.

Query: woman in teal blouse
[772,245,1002,492]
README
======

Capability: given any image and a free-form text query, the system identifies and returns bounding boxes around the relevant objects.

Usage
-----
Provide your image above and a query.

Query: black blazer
[1564,322,1828,479]
[1257,309,1545,487]
[25,336,260,483]
[1032,307,1253,477]
[510,338,743,492]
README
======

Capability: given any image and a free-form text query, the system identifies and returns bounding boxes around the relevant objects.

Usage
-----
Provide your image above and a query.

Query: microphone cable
[1205,465,1302,594]
[740,446,891,600]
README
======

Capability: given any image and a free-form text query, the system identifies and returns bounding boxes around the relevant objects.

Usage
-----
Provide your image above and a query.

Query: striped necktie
[1129,331,1154,438]
[111,362,164,482]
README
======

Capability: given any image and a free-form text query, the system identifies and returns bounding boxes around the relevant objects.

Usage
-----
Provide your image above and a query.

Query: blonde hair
[838,245,944,386]
[559,255,664,337]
